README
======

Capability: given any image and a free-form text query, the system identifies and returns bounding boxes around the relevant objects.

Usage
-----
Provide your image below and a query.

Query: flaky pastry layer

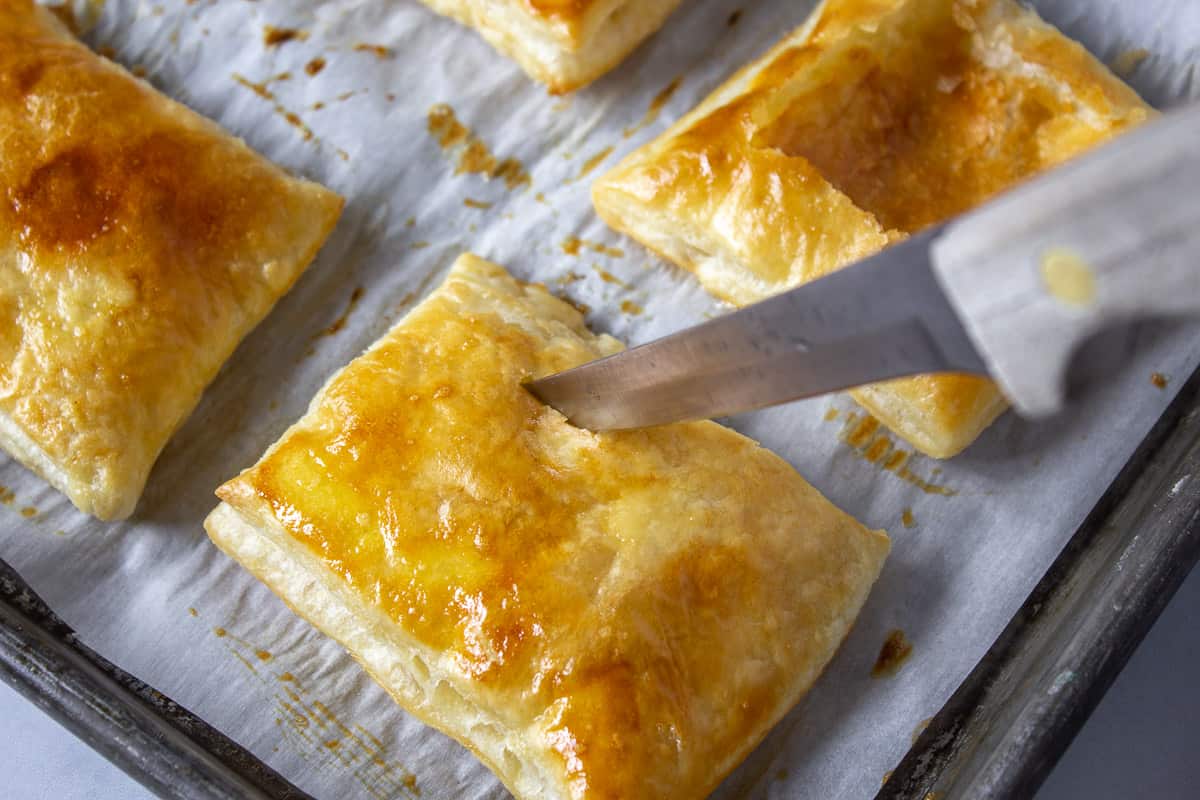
[207,253,889,800]
[0,1,343,518]
[417,0,683,92]
[593,0,1151,457]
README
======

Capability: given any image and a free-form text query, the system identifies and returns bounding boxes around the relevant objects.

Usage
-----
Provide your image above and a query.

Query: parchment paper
[5,1,1199,797]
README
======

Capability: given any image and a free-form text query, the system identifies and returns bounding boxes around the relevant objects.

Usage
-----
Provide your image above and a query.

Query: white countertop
[3,563,1198,800]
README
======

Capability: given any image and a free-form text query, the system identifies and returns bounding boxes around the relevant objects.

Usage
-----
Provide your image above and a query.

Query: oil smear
[426,105,530,190]
[623,77,683,138]
[833,412,957,496]
[871,629,913,678]
[201,619,421,799]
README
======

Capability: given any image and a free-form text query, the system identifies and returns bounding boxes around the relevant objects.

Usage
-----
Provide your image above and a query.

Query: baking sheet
[5,1,1199,798]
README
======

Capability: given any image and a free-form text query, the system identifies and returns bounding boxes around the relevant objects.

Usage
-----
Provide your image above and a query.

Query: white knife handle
[931,103,1200,418]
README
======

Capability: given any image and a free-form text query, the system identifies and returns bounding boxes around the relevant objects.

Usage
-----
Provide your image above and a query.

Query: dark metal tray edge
[0,565,313,800]
[880,365,1200,799]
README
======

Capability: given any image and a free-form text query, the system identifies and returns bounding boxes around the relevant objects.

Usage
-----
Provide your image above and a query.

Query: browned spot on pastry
[214,627,227,637]
[1151,372,1168,389]
[188,607,198,617]
[901,508,915,528]
[824,407,840,422]
[839,412,956,496]
[556,271,584,285]
[263,26,308,47]
[426,104,530,190]
[20,506,37,518]
[463,198,492,210]
[624,76,683,138]
[305,57,326,76]
[10,129,255,259]
[318,287,365,338]
[881,770,893,785]
[353,43,393,59]
[620,300,643,316]
[256,649,273,662]
[0,487,14,505]
[871,629,913,677]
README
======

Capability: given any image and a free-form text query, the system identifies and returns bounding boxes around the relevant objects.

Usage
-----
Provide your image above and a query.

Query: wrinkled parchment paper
[5,1,1199,797]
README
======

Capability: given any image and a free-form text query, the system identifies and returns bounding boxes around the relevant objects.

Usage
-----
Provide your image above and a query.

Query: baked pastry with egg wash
[416,0,685,92]
[206,253,889,800]
[592,0,1151,458]
[0,1,343,519]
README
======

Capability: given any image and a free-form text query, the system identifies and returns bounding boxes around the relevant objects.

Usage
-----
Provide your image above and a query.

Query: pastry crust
[417,0,683,92]
[0,1,344,519]
[593,0,1151,458]
[207,253,889,800]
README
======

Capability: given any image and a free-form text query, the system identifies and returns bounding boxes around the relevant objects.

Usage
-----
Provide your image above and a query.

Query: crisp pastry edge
[417,0,683,92]
[0,408,80,514]
[207,498,888,800]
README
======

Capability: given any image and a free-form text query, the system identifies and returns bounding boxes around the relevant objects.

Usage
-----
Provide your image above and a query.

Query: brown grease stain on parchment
[197,617,420,799]
[1110,48,1151,77]
[573,146,614,182]
[232,74,315,142]
[263,26,309,47]
[560,237,624,258]
[830,411,957,496]
[623,76,683,138]
[871,629,914,678]
[316,287,365,338]
[426,105,530,190]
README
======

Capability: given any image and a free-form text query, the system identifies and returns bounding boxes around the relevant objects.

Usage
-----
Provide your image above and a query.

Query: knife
[528,102,1200,431]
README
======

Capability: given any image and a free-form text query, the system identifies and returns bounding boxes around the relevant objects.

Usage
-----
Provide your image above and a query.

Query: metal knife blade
[526,226,988,431]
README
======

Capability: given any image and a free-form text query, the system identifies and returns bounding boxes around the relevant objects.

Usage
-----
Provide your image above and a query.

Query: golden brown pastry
[417,0,684,93]
[0,1,344,519]
[206,253,889,800]
[593,0,1151,458]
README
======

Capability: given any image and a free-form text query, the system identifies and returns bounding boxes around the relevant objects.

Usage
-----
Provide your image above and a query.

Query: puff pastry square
[417,0,684,92]
[0,2,343,519]
[206,253,889,800]
[593,0,1151,458]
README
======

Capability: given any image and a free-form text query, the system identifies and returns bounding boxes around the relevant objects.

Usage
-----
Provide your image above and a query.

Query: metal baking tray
[3,361,1198,800]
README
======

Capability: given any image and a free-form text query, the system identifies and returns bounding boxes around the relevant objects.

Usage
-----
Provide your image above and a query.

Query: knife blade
[527,102,1200,431]
[526,227,988,431]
